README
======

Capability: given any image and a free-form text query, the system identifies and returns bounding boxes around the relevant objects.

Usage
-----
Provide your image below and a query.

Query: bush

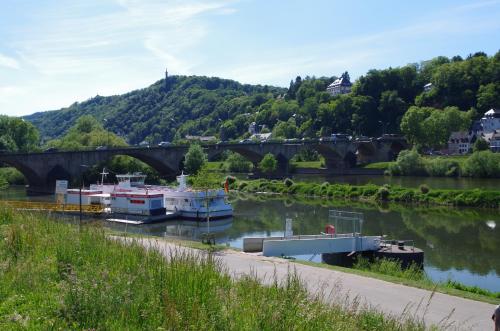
[473,138,489,152]
[226,152,253,173]
[377,186,390,201]
[388,149,425,176]
[259,153,278,174]
[424,158,459,177]
[225,175,237,185]
[419,184,429,194]
[283,178,294,187]
[462,151,500,178]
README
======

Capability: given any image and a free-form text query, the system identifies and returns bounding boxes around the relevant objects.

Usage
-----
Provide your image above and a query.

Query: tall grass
[0,206,427,330]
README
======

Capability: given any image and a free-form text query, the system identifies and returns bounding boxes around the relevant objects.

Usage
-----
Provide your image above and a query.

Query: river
[1,186,499,292]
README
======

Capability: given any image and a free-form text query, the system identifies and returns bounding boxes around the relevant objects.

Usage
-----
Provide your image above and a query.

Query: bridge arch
[312,145,347,169]
[356,142,377,165]
[0,159,43,187]
[388,141,405,161]
[46,165,72,186]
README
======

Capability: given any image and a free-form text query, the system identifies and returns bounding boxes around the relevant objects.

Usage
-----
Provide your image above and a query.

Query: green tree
[0,116,40,152]
[259,153,277,174]
[476,83,500,112]
[184,143,207,175]
[400,106,470,148]
[473,138,490,152]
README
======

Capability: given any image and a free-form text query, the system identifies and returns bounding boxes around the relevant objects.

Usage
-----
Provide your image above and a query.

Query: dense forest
[23,51,499,146]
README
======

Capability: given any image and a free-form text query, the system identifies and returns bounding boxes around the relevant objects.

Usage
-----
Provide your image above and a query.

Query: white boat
[61,170,232,221]
[162,173,233,220]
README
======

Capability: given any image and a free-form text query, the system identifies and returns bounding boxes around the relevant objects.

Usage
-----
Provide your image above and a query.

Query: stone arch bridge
[0,138,406,195]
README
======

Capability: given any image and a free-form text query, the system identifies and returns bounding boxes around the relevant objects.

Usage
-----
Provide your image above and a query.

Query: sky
[0,0,499,117]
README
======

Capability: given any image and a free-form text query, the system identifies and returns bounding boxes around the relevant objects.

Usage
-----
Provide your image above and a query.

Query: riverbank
[115,229,500,305]
[121,235,496,330]
[230,177,500,208]
[0,207,426,330]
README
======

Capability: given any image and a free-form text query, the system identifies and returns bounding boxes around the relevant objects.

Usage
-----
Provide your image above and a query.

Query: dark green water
[2,186,499,292]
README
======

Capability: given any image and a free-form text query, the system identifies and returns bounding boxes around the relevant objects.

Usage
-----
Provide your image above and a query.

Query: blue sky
[0,0,499,116]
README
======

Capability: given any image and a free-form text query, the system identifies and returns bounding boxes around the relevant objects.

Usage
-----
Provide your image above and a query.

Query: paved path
[116,237,497,330]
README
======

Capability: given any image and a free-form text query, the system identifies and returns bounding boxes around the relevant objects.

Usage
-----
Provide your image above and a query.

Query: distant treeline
[23,51,499,146]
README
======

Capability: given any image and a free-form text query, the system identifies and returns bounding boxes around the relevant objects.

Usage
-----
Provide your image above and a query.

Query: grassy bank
[230,177,500,208]
[0,207,427,330]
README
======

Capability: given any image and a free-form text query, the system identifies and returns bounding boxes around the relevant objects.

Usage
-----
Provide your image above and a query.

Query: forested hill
[25,51,499,146]
[25,76,287,144]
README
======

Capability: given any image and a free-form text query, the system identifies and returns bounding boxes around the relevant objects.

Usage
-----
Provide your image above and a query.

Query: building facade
[326,72,352,96]
[448,131,475,155]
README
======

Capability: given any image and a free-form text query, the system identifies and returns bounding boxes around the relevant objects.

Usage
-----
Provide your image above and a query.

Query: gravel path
[115,236,497,330]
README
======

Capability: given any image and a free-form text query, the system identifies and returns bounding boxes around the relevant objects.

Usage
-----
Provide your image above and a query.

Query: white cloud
[0,54,20,69]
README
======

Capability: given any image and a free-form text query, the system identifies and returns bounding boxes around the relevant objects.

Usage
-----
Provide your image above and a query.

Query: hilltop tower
[164,67,169,90]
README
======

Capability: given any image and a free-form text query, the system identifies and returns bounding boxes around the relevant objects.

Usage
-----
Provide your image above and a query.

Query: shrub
[424,158,460,177]
[226,152,253,173]
[388,149,426,176]
[225,175,237,185]
[419,184,429,194]
[259,153,277,174]
[473,137,489,152]
[377,187,390,201]
[283,178,294,187]
[462,151,500,178]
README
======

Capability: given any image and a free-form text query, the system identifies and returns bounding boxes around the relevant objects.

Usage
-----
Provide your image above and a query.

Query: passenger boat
[163,173,233,220]
[60,170,232,222]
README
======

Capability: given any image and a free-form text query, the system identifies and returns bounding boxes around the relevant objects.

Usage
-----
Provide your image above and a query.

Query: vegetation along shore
[228,176,500,208]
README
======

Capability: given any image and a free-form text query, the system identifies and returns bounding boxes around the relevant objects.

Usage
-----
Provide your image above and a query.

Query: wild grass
[354,257,427,282]
[0,206,427,330]
[230,178,500,208]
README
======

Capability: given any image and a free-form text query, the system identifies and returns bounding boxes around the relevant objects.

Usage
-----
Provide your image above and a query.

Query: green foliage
[284,178,294,187]
[424,157,460,177]
[400,106,471,148]
[462,151,500,178]
[376,186,390,201]
[354,257,425,282]
[233,177,500,208]
[0,115,39,152]
[259,153,278,174]
[46,115,128,150]
[190,166,223,189]
[419,184,430,194]
[473,137,489,152]
[387,149,426,176]
[0,167,26,186]
[184,143,207,175]
[225,152,253,173]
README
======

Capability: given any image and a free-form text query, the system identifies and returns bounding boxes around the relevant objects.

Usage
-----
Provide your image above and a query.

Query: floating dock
[243,234,381,256]
[105,211,179,225]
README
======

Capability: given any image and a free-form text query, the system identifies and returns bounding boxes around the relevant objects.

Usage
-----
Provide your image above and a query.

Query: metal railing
[0,201,103,213]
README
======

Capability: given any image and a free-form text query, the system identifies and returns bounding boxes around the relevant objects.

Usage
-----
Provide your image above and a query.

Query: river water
[1,186,499,292]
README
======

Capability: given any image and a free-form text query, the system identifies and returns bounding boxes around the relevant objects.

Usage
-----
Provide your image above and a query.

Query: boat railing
[379,239,416,252]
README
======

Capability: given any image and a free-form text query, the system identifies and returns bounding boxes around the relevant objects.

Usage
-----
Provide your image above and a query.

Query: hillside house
[326,72,352,96]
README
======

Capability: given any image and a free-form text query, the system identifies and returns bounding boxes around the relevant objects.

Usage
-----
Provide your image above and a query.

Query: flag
[224,178,229,193]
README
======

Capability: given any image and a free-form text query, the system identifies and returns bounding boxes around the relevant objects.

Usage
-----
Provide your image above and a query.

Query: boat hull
[175,209,233,220]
